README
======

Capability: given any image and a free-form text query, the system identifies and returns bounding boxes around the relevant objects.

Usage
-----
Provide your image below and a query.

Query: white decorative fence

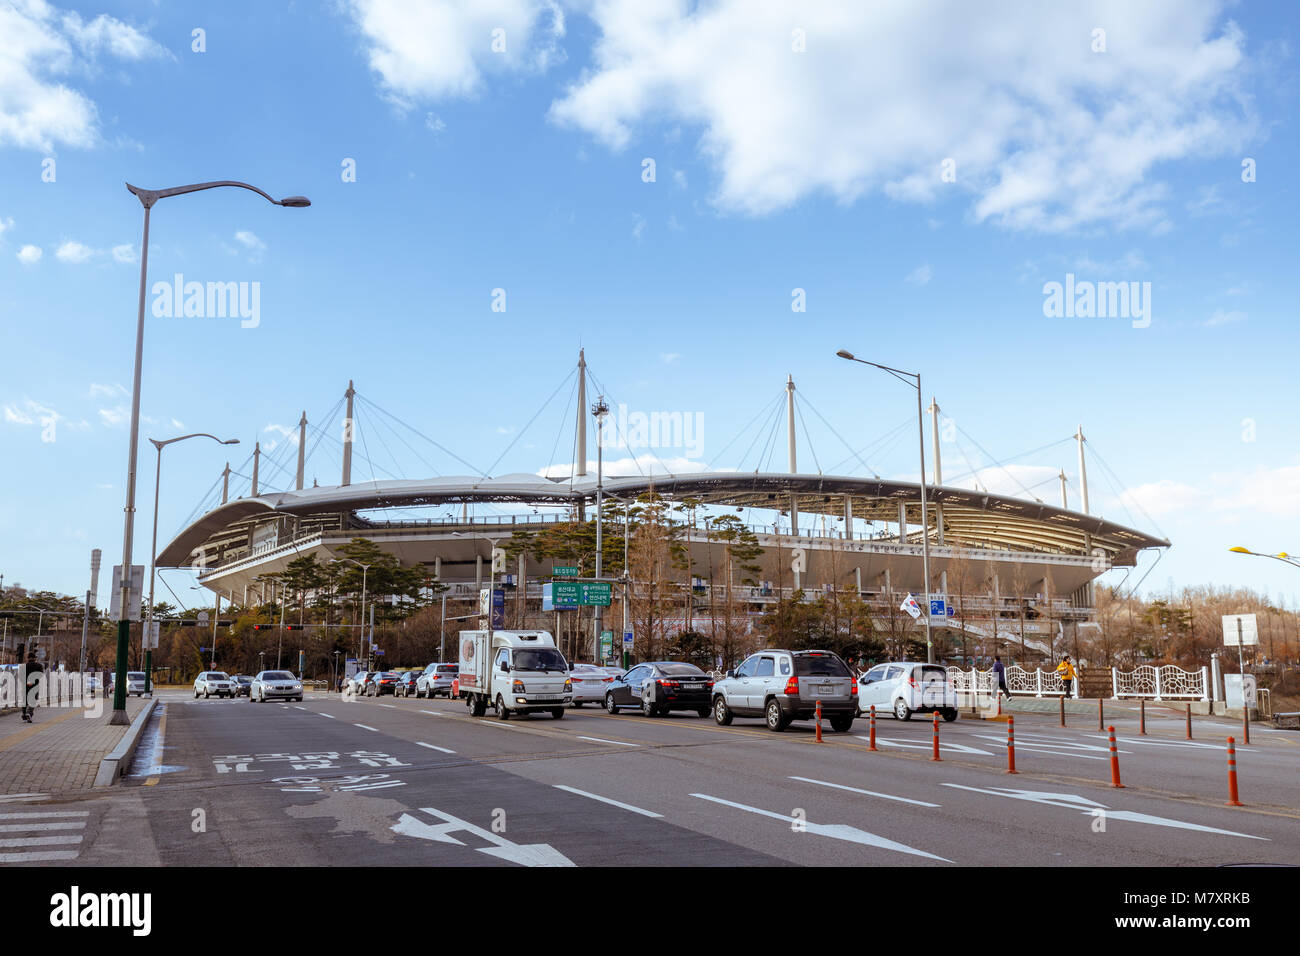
[1112,665,1209,701]
[946,665,1067,698]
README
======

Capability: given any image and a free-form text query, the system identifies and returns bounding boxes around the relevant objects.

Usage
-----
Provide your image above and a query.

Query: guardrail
[948,665,1069,698]
[1111,664,1208,701]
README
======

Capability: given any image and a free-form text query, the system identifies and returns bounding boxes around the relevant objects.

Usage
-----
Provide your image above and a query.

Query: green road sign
[599,631,613,659]
[553,565,580,577]
[580,582,613,606]
[553,582,580,606]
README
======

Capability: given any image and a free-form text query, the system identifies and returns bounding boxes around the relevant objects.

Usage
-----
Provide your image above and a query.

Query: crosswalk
[0,806,89,863]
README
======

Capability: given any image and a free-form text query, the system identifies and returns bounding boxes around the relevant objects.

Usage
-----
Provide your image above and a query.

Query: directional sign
[579,582,612,607]
[552,582,580,607]
[392,808,575,866]
[553,566,580,577]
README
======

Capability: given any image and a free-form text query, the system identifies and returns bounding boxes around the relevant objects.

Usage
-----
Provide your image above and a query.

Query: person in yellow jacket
[1056,654,1076,699]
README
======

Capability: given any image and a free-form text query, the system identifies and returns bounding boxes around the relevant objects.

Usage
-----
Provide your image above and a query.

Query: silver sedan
[251,670,304,703]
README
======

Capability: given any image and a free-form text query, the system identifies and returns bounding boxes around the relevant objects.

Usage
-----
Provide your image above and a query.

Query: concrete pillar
[342,380,356,487]
[476,554,483,591]
[844,495,853,540]
[898,501,907,542]
[295,411,307,491]
[434,556,441,580]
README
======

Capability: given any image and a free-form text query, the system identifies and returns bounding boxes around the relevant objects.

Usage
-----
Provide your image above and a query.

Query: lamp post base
[108,709,131,726]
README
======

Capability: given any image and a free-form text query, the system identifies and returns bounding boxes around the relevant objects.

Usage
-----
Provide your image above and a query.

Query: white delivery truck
[458,630,572,719]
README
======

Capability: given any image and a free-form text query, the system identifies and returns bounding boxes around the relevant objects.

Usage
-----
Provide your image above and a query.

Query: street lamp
[1229,546,1300,570]
[334,559,371,668]
[145,434,238,696]
[592,395,610,665]
[836,349,935,664]
[111,179,309,725]
[453,532,503,641]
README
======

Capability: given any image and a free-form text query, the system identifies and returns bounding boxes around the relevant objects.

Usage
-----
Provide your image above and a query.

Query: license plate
[684,683,703,689]
[532,695,560,701]
[819,685,836,694]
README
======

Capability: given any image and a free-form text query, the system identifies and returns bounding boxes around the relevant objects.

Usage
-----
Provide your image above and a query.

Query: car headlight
[564,679,573,691]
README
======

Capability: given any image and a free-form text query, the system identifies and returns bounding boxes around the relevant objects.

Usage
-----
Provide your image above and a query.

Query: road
[4,691,1298,867]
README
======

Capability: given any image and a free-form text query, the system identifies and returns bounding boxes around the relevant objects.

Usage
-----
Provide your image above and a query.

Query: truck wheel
[550,708,565,719]
[713,695,733,726]
[829,715,854,732]
[470,695,487,717]
[942,708,958,722]
[894,698,912,721]
[765,698,791,732]
[495,695,510,720]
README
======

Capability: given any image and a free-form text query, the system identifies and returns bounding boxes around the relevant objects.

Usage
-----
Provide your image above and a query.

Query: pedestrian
[1055,654,1076,699]
[992,655,1012,701]
[21,652,43,723]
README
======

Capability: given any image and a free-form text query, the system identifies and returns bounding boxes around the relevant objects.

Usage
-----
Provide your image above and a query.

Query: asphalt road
[6,691,1298,867]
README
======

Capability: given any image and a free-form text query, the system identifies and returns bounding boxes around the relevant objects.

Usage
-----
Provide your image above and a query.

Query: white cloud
[631,213,646,240]
[1074,249,1149,273]
[55,240,96,263]
[265,423,300,445]
[672,169,687,189]
[16,244,42,265]
[234,230,265,251]
[904,263,932,286]
[425,112,446,133]
[111,243,137,264]
[170,418,184,429]
[1204,308,1246,326]
[3,398,60,428]
[660,352,681,364]
[98,405,128,427]
[548,1,1255,232]
[1118,466,1300,520]
[0,1,166,151]
[666,213,683,232]
[88,382,127,398]
[0,216,13,237]
[342,0,566,107]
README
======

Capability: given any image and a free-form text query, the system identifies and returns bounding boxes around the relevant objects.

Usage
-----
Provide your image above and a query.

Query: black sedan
[394,671,422,697]
[604,661,714,717]
[231,675,253,698]
[367,671,401,696]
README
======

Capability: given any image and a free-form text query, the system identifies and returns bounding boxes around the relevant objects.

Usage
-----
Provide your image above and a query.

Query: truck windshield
[513,649,567,672]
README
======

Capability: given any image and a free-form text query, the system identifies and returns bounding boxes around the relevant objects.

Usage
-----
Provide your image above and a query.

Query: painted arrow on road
[392,808,575,866]
[691,793,952,862]
[941,784,1267,840]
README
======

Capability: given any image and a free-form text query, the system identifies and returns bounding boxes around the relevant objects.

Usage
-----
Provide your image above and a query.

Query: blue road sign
[929,599,946,616]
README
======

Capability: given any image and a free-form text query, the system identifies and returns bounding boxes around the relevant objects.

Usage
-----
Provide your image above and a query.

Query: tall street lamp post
[146,434,238,695]
[836,350,935,664]
[111,180,309,725]
[335,559,371,667]
[592,396,610,664]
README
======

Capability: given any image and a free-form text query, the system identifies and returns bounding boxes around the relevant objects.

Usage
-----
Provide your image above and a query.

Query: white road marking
[293,706,307,711]
[354,724,379,732]
[554,784,662,817]
[0,811,89,819]
[1080,734,1223,751]
[689,793,952,862]
[788,776,941,808]
[378,704,397,709]
[318,712,336,719]
[393,808,574,866]
[0,794,46,803]
[576,735,639,748]
[0,850,80,863]
[417,742,456,754]
[419,710,445,717]
[0,835,83,848]
[0,822,86,832]
[863,736,992,756]
[941,784,1268,840]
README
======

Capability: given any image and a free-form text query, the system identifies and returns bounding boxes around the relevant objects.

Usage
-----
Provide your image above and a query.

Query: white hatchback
[856,662,958,722]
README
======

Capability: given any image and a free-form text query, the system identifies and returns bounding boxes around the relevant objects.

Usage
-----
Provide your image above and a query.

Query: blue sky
[1,0,1298,606]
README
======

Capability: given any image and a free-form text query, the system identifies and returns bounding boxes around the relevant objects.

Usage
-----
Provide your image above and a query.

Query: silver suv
[711,649,857,732]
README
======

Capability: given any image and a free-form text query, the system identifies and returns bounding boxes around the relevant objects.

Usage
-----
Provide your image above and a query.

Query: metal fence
[1111,664,1209,701]
[947,664,1068,698]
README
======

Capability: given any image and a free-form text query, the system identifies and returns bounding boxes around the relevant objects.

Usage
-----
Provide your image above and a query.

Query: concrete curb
[94,698,158,788]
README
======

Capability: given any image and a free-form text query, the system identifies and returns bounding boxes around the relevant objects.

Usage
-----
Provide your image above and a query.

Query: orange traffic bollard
[1226,736,1243,806]
[1107,725,1125,788]
[815,699,823,743]
[1139,698,1146,735]
[931,711,941,761]
[1186,703,1192,740]
[1006,715,1018,774]
[868,704,877,751]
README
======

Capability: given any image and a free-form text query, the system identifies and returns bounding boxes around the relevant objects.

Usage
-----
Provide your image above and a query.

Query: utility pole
[592,395,609,664]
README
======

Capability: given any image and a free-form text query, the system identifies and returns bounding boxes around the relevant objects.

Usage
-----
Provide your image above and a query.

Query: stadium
[156,351,1169,662]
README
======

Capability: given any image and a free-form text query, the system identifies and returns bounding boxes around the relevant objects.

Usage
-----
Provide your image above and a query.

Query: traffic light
[252,624,268,631]
[284,625,303,631]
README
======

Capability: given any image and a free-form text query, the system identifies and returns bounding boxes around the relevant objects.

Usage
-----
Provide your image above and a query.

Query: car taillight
[784,677,799,695]
[602,677,613,682]
[659,680,679,688]
[850,682,858,696]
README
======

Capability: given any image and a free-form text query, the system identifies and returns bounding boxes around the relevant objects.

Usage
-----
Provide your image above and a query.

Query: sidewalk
[0,697,150,795]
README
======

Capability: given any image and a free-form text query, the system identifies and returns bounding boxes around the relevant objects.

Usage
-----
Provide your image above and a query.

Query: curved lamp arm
[126,180,310,209]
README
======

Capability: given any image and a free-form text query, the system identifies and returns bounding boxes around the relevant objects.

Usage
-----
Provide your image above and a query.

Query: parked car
[368,672,401,696]
[126,671,148,697]
[569,664,616,706]
[193,671,236,699]
[231,675,253,698]
[711,650,856,732]
[394,671,422,697]
[417,663,458,699]
[251,670,304,703]
[605,661,712,716]
[857,661,958,722]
